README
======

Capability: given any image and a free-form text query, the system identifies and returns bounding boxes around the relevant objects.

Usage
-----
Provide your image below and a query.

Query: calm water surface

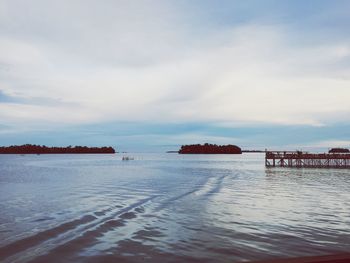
[0,153,350,262]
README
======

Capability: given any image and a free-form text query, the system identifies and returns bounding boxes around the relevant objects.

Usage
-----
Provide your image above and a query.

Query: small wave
[0,196,158,263]
[32,217,55,222]
[0,214,97,260]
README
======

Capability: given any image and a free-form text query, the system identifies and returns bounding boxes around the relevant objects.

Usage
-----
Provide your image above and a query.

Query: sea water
[0,153,350,262]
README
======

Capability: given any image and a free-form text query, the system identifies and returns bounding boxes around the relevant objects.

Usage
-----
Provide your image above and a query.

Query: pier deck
[265,151,350,169]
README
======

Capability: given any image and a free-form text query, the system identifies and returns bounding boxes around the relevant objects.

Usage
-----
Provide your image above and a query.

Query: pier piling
[265,151,350,169]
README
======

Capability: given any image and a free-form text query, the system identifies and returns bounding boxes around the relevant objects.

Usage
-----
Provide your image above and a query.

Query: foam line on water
[0,215,97,260]
[1,196,158,263]
[154,173,232,212]
[26,196,158,263]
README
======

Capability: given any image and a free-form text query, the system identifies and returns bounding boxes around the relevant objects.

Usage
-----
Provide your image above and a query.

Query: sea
[0,153,349,263]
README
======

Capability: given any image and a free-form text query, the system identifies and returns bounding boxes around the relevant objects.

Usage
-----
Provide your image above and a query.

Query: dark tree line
[329,148,349,153]
[0,144,116,154]
[179,143,242,154]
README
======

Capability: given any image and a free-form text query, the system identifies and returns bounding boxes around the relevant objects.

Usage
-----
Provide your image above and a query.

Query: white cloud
[0,1,350,128]
[0,103,100,125]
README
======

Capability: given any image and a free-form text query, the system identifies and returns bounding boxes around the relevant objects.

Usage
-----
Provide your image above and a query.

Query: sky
[0,0,349,152]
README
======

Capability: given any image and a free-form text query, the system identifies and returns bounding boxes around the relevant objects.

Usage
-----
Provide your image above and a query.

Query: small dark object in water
[122,156,134,161]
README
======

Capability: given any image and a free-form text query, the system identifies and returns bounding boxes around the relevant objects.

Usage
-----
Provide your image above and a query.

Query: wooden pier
[265,151,350,169]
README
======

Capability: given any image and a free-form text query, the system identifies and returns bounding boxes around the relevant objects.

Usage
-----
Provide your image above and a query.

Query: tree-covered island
[179,143,242,154]
[0,144,116,154]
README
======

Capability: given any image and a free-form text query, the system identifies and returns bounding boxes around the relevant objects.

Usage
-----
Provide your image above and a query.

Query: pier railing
[265,151,350,169]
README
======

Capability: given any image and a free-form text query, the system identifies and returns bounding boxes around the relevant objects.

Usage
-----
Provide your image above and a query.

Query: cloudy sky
[0,0,349,151]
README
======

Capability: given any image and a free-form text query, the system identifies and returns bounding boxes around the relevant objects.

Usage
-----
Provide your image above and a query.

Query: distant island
[0,144,116,154]
[179,143,242,154]
[329,148,349,153]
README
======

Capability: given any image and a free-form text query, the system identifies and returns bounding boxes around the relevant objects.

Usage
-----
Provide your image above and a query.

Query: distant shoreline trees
[179,143,242,154]
[0,144,116,154]
[328,148,349,153]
